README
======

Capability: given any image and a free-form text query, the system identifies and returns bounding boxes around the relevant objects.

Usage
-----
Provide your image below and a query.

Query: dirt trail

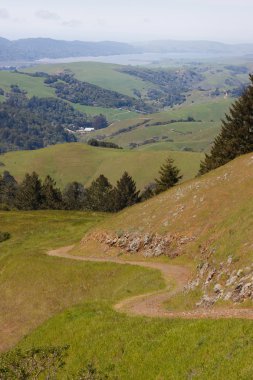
[48,246,253,319]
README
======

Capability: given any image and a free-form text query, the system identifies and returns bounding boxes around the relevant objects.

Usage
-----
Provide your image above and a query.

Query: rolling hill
[0,153,252,379]
[0,143,203,189]
[75,153,253,308]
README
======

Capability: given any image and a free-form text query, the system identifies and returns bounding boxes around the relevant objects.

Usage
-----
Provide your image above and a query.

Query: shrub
[0,232,10,243]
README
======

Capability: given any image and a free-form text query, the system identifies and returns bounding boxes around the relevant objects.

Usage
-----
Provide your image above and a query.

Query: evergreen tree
[62,182,86,210]
[140,182,156,202]
[41,175,62,209]
[15,172,43,210]
[155,157,182,194]
[113,172,140,211]
[199,75,253,174]
[85,175,114,212]
[0,171,18,208]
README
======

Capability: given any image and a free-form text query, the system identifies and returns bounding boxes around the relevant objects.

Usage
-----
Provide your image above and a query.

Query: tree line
[0,158,182,212]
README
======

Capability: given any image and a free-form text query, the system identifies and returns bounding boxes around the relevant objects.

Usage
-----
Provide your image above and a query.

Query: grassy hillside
[1,210,253,379]
[0,211,163,352]
[25,62,155,97]
[86,153,253,264]
[84,100,231,152]
[0,71,56,98]
[0,143,203,189]
[1,155,253,379]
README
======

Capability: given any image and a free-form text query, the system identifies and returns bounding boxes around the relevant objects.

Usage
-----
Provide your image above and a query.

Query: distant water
[36,52,234,66]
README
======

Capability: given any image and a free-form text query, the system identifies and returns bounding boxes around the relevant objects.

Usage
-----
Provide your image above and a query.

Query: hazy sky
[0,0,253,43]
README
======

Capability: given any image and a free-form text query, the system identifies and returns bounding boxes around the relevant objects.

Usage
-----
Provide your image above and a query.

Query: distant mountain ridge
[1,37,253,63]
[0,37,137,62]
[135,40,253,55]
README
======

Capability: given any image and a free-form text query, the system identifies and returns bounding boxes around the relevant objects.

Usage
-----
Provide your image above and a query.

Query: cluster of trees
[44,71,153,112]
[0,158,182,212]
[118,67,203,108]
[0,170,139,212]
[0,89,110,153]
[87,138,122,149]
[199,74,253,174]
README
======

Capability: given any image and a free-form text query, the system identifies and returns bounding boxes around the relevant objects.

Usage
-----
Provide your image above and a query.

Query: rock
[224,292,232,301]
[214,284,223,294]
[153,244,164,257]
[237,269,244,277]
[199,262,209,278]
[205,269,216,285]
[196,294,216,308]
[226,275,237,287]
[128,237,141,252]
[227,256,233,265]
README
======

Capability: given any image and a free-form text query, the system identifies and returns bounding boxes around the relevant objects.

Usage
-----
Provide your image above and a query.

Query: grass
[86,99,231,152]
[1,210,253,379]
[86,153,253,267]
[0,143,203,189]
[25,62,154,97]
[1,155,253,378]
[0,210,164,352]
[0,71,55,98]
[72,103,139,121]
[18,305,253,379]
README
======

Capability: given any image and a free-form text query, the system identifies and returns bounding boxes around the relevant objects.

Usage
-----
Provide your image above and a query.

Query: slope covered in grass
[85,100,231,152]
[0,143,203,189]
[1,156,253,379]
[0,211,163,351]
[83,153,253,266]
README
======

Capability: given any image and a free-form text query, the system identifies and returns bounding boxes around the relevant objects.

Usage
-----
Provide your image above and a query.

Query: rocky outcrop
[82,231,196,258]
[185,256,253,307]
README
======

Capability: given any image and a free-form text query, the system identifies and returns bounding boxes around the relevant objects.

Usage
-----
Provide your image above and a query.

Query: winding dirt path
[48,246,253,320]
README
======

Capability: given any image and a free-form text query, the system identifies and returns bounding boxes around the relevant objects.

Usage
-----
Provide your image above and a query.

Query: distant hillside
[0,37,137,62]
[2,37,253,63]
[135,40,253,56]
[0,143,203,189]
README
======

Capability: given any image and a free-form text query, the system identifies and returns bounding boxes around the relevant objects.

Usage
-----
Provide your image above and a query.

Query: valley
[0,43,253,379]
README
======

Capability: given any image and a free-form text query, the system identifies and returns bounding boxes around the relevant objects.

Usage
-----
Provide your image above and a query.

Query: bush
[0,231,10,243]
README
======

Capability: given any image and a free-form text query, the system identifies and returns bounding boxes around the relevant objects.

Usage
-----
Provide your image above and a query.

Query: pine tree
[140,182,156,202]
[113,172,140,211]
[155,157,182,194]
[62,182,86,210]
[85,175,114,212]
[41,175,62,209]
[199,75,253,174]
[0,171,18,208]
[15,172,43,210]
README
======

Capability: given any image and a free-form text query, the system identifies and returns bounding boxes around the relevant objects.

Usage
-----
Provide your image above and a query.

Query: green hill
[84,153,253,261]
[1,154,252,379]
[0,143,203,189]
[84,100,231,152]
[79,153,253,310]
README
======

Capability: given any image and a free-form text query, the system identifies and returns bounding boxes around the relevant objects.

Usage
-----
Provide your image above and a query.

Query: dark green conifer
[41,175,62,209]
[62,182,86,210]
[85,175,113,212]
[113,172,140,211]
[15,172,43,210]
[199,75,253,174]
[155,158,182,194]
[0,171,18,208]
